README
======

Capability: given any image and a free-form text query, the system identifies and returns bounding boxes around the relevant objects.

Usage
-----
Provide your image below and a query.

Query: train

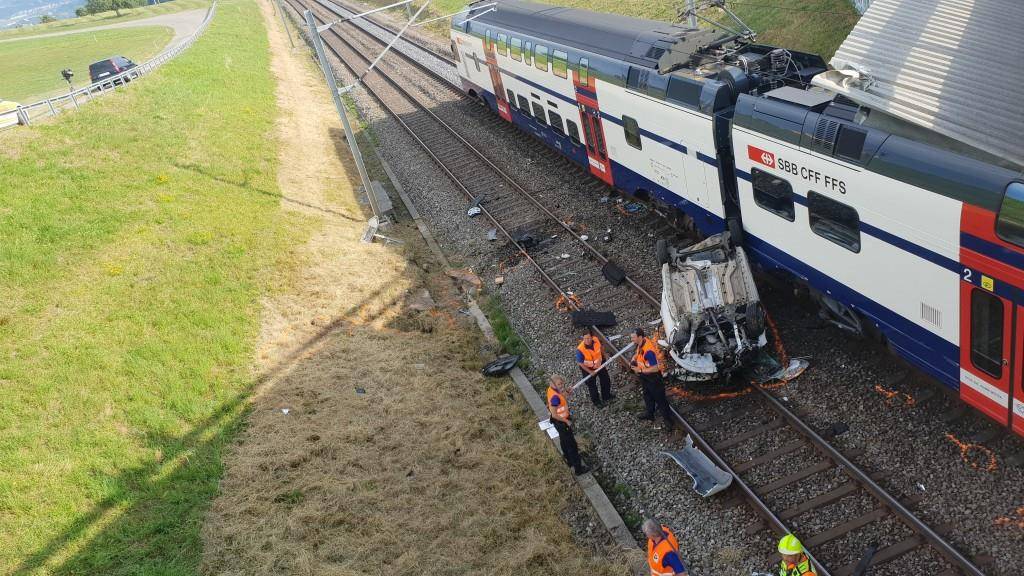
[448,0,1024,437]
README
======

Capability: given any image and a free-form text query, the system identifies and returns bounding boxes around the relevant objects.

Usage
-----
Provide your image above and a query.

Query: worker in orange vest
[576,329,615,407]
[777,534,817,576]
[643,519,688,576]
[631,328,673,431]
[546,375,588,475]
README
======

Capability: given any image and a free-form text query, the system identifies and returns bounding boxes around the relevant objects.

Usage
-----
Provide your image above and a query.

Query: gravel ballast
[296,4,1024,574]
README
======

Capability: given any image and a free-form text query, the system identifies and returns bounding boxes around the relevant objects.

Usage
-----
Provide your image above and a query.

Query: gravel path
[304,4,1024,574]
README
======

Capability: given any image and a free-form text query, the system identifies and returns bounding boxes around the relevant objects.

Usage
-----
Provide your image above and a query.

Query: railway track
[283,2,991,575]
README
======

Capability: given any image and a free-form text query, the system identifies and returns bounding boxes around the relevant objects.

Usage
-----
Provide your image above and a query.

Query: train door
[482,32,512,122]
[959,277,1015,427]
[576,103,612,185]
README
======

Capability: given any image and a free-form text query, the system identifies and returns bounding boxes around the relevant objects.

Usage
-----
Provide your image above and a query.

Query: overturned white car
[656,233,768,383]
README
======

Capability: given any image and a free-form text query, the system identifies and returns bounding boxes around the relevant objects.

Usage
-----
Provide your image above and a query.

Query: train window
[497,33,508,57]
[666,77,701,107]
[808,192,860,253]
[548,110,564,134]
[834,125,867,163]
[996,182,1024,249]
[517,94,530,112]
[582,118,595,153]
[622,115,642,150]
[566,119,581,145]
[524,41,533,66]
[751,168,795,221]
[510,37,522,61]
[506,89,516,109]
[531,101,546,122]
[578,58,589,86]
[594,122,607,156]
[627,67,649,92]
[552,50,568,78]
[535,45,549,72]
[970,289,1004,378]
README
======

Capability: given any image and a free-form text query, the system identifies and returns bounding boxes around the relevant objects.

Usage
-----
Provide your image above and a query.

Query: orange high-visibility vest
[647,525,681,576]
[546,387,570,422]
[634,338,660,372]
[577,339,603,369]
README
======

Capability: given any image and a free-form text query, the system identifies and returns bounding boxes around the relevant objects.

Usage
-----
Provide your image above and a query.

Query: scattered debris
[467,206,482,217]
[560,253,571,259]
[494,276,504,286]
[601,261,625,286]
[412,363,426,370]
[602,229,613,243]
[607,334,622,342]
[555,293,583,312]
[406,289,436,312]
[917,483,926,492]
[599,196,609,204]
[580,234,589,241]
[482,354,520,377]
[539,419,559,439]
[570,310,617,328]
[661,435,733,497]
[355,387,366,395]
[446,268,482,290]
[874,384,916,406]
[995,506,1024,529]
[512,232,537,249]
[625,202,643,213]
[280,408,290,415]
[487,228,498,241]
[945,433,998,472]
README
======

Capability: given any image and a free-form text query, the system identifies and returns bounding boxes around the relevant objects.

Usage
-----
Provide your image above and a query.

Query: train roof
[814,0,1024,168]
[464,0,729,70]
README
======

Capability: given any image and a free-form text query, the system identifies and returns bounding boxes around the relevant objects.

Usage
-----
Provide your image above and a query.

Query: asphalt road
[0,8,207,48]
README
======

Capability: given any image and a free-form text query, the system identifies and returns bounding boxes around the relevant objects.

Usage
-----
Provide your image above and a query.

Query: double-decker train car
[450,0,1024,436]
[450,0,824,235]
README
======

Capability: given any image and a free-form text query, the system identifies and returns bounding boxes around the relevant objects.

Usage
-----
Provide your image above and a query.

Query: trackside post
[303,9,385,241]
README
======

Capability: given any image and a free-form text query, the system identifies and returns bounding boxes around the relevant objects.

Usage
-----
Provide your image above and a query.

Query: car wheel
[656,239,670,265]
[745,301,765,337]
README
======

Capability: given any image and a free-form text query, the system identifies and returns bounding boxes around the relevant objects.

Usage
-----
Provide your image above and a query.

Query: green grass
[0,26,174,102]
[374,0,858,58]
[0,0,308,573]
[480,293,531,363]
[0,0,210,39]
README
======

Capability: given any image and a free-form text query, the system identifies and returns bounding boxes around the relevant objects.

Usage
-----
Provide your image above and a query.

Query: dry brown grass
[200,3,634,574]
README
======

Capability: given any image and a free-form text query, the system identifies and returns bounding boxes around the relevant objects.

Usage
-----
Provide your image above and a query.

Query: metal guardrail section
[1,1,218,130]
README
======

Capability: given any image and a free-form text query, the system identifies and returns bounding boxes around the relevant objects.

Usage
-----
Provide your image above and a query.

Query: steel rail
[290,3,986,574]
[753,385,986,576]
[315,0,457,67]
[295,0,660,309]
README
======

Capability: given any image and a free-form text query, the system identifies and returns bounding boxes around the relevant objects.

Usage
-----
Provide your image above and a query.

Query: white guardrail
[0,0,217,130]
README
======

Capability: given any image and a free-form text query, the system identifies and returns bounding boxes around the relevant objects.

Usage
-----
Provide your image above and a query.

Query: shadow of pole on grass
[12,268,425,575]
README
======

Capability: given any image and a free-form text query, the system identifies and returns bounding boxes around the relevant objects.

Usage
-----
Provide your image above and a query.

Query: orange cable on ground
[994,506,1024,529]
[874,384,916,407]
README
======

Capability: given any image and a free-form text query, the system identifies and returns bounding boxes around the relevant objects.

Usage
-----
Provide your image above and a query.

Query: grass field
[0,0,308,573]
[383,0,858,59]
[0,25,174,102]
[0,0,210,39]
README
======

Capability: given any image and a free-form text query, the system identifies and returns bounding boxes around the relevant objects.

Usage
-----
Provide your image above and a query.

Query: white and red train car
[450,0,1024,436]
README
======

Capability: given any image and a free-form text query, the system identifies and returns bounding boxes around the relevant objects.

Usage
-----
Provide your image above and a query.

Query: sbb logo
[748,145,775,168]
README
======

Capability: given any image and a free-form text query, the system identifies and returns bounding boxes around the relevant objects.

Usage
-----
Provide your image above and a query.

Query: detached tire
[656,239,670,265]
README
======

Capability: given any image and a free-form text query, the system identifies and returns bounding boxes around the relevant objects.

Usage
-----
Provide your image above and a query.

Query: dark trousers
[640,373,674,428]
[579,367,613,405]
[551,419,582,470]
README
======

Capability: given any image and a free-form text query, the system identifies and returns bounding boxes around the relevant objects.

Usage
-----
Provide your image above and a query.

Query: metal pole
[303,9,384,230]
[571,342,635,390]
[687,0,697,28]
[276,0,295,48]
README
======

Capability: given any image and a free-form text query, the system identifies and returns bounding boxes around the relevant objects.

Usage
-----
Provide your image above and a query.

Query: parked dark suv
[89,56,138,86]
